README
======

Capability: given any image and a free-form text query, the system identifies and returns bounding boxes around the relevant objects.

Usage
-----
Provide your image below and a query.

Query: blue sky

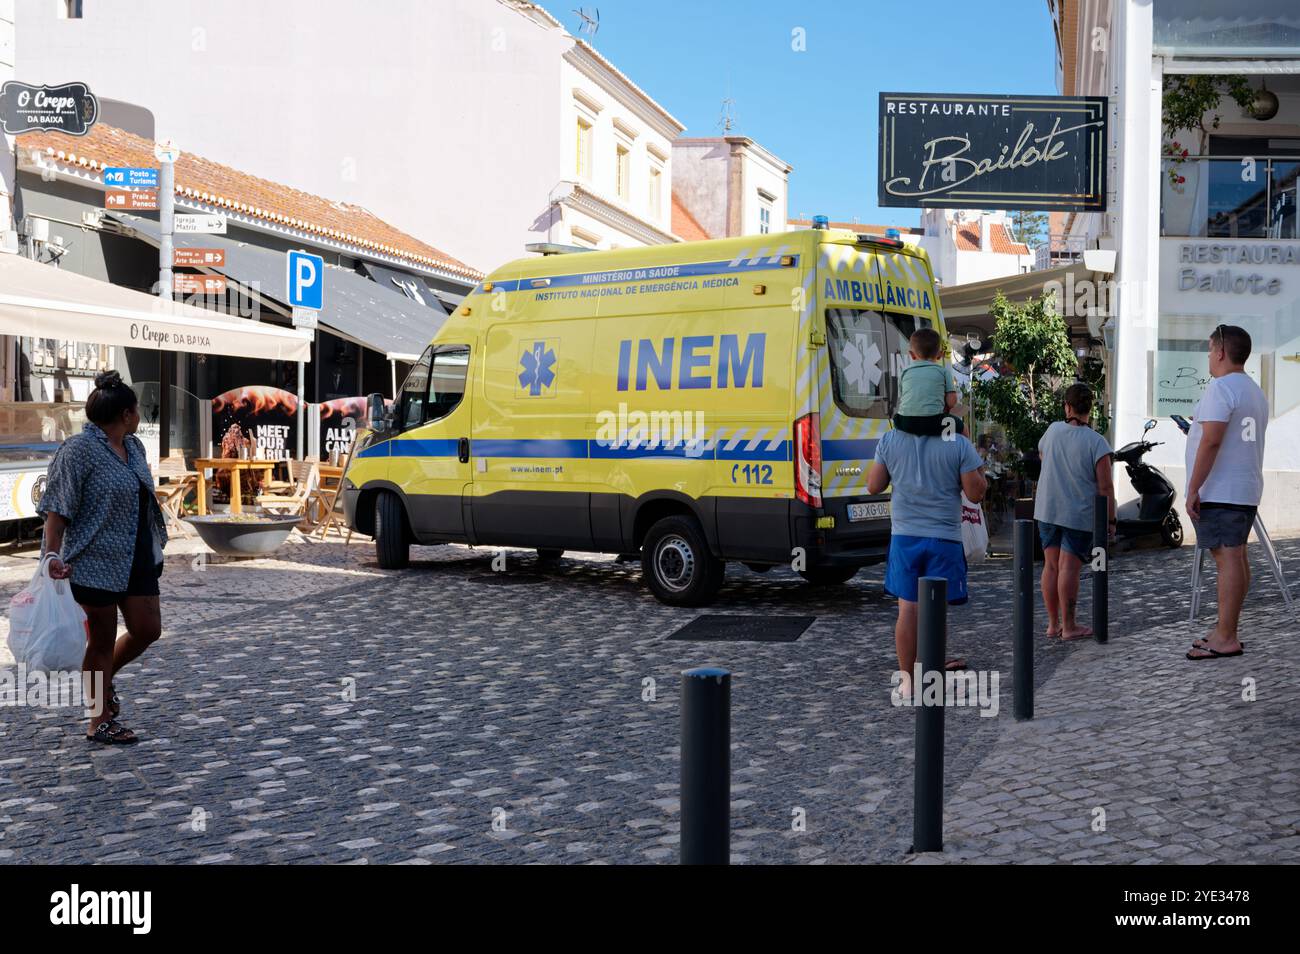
[568,0,1058,227]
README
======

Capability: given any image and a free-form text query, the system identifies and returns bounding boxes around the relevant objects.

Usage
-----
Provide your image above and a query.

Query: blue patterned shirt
[37,423,168,592]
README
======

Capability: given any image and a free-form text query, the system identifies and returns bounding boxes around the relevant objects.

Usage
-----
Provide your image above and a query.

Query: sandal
[1186,646,1244,661]
[86,720,139,745]
[106,685,121,720]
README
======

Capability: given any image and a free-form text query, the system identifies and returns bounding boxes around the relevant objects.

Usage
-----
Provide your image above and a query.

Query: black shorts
[1195,503,1257,550]
[71,561,163,607]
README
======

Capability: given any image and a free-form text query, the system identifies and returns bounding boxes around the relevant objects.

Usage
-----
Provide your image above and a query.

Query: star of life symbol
[841,333,882,394]
[518,340,557,396]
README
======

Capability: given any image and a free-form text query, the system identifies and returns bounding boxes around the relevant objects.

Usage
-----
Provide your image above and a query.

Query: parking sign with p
[286,249,324,310]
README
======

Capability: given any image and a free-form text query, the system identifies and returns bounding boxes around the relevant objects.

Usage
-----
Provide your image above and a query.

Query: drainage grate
[667,614,815,643]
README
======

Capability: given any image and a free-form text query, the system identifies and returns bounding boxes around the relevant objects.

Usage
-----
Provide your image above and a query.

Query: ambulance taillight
[794,413,823,509]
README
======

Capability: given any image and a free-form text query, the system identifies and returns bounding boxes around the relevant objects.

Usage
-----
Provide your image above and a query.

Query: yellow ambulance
[343,222,947,605]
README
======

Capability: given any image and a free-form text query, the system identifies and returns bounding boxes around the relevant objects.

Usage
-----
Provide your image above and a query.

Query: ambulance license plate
[847,501,890,522]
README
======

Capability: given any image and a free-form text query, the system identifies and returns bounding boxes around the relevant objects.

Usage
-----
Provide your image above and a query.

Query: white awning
[0,253,313,363]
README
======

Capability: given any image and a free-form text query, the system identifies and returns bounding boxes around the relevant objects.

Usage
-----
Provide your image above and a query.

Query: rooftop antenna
[718,96,737,133]
[573,6,599,40]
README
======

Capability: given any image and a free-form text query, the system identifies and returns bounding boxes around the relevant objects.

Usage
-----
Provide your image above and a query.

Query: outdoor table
[193,457,277,515]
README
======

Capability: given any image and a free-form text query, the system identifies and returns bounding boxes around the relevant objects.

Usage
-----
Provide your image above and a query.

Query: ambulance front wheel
[642,515,724,607]
[374,491,410,570]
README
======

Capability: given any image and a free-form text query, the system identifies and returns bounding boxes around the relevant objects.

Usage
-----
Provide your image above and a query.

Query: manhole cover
[667,615,815,642]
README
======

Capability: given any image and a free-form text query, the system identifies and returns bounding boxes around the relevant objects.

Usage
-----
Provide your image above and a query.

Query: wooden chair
[153,454,199,534]
[311,449,353,541]
[257,456,319,519]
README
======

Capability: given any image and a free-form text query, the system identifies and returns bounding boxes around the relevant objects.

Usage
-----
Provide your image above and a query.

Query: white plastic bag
[960,494,989,563]
[7,555,87,673]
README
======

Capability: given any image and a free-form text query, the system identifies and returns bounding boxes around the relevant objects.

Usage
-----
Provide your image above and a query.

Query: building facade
[1051,0,1300,529]
[672,137,792,240]
[15,0,683,271]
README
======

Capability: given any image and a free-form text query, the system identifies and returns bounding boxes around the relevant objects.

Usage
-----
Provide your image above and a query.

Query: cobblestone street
[1,531,1296,864]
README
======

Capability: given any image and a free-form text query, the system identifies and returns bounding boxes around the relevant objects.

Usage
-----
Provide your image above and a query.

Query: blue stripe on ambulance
[357,438,791,462]
[822,438,879,461]
[476,255,799,294]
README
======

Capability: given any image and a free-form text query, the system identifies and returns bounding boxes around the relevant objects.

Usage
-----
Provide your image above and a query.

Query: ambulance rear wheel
[536,548,564,563]
[642,515,724,607]
[374,491,410,570]
[798,565,858,586]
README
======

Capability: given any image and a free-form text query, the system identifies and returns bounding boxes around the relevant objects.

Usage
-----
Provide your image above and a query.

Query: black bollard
[912,576,946,853]
[1013,518,1034,721]
[680,666,730,865]
[1092,494,1109,644]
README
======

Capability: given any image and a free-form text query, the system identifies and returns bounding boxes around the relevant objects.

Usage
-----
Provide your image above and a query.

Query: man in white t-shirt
[1184,324,1268,661]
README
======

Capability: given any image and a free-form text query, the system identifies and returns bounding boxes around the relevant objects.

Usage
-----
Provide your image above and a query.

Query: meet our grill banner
[211,386,298,459]
[878,92,1108,212]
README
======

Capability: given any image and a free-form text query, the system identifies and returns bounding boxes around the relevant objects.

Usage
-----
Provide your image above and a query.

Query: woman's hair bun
[94,370,124,390]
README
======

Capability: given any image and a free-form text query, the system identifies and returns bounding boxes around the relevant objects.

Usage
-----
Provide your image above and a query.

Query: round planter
[184,513,300,557]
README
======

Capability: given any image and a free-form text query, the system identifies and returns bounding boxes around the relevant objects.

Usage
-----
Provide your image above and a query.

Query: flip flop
[1060,628,1094,641]
[1045,630,1062,639]
[1192,638,1245,650]
[944,658,968,671]
[1186,646,1244,660]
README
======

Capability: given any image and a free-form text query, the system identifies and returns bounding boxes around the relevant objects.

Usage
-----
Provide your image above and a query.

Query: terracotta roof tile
[22,124,482,280]
[954,222,1030,255]
[671,193,711,241]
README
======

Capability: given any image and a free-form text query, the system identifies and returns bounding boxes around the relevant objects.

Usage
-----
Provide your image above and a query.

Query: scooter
[1112,418,1184,549]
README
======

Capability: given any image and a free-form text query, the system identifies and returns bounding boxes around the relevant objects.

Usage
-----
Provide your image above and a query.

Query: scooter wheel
[1161,511,1184,548]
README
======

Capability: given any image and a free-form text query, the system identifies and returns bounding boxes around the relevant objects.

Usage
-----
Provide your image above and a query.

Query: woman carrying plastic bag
[7,554,88,674]
[37,371,169,746]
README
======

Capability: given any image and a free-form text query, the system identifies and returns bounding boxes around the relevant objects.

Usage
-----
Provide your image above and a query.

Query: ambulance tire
[798,565,858,586]
[536,548,564,563]
[642,515,724,607]
[374,491,410,570]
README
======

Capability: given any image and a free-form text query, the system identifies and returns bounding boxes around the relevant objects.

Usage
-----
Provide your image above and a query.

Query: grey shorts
[1195,504,1256,549]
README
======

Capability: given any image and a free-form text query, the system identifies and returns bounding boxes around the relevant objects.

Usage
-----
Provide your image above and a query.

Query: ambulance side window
[426,347,470,421]
[396,345,470,430]
[399,347,434,431]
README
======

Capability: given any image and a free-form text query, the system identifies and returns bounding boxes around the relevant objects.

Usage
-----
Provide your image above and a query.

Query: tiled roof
[954,222,1030,255]
[671,193,711,242]
[787,218,923,235]
[22,124,483,280]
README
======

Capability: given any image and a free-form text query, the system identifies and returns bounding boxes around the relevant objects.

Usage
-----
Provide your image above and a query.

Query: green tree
[971,291,1077,454]
[1008,210,1048,250]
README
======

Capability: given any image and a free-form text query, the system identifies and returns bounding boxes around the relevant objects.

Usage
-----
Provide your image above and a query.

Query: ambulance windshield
[825,308,931,418]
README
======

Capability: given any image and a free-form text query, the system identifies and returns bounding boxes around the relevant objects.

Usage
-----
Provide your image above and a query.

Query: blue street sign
[286,249,325,311]
[103,166,159,188]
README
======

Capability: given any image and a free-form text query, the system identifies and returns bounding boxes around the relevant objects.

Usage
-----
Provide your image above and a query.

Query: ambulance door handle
[458,437,470,463]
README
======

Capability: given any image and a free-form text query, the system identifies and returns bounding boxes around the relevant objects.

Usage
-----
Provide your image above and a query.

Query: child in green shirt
[893,327,960,437]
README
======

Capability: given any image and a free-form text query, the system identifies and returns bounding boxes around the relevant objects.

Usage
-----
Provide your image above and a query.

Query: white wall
[739,148,788,237]
[15,0,573,273]
[560,54,674,245]
[671,140,728,239]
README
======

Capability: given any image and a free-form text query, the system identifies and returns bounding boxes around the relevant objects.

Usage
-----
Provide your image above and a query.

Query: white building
[918,209,1035,286]
[15,0,683,271]
[672,137,792,240]
[1051,0,1300,530]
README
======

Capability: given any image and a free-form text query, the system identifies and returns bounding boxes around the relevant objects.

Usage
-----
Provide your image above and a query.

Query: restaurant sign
[0,81,99,136]
[878,93,1107,212]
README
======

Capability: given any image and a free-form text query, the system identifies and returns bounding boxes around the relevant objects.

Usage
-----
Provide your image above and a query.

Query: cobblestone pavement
[908,601,1299,865]
[1,529,1296,864]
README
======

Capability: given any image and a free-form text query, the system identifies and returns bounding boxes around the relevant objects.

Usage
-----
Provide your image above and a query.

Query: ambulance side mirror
[367,392,388,434]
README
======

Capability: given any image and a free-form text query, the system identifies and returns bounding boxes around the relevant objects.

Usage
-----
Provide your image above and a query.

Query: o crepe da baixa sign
[878,93,1107,212]
[0,81,99,135]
